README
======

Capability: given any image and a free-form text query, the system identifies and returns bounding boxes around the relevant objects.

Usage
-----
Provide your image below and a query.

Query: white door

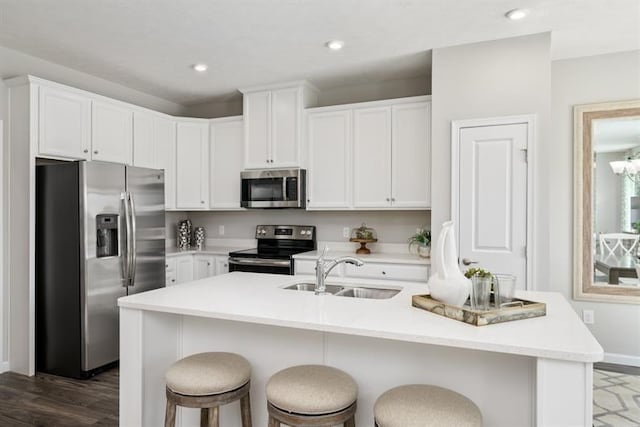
[307,109,352,209]
[353,106,392,208]
[155,116,176,209]
[271,87,299,167]
[92,100,133,164]
[133,111,155,168]
[176,121,209,209]
[38,85,91,159]
[210,118,243,209]
[244,91,271,168]
[391,102,431,208]
[457,122,528,288]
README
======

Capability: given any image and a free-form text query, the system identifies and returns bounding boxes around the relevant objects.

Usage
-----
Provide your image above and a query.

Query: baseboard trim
[0,361,9,374]
[603,352,640,367]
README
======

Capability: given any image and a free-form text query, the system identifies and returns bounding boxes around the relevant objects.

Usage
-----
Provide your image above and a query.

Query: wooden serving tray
[412,294,546,326]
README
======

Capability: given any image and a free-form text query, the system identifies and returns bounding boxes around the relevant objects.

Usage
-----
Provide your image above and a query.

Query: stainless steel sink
[335,287,400,300]
[283,282,400,299]
[283,283,344,294]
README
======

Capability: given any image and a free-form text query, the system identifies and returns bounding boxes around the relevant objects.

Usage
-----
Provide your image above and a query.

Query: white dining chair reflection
[599,233,640,256]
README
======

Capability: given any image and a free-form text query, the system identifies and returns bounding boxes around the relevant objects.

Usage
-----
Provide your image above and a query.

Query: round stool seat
[165,352,251,396]
[266,365,357,415]
[374,384,482,427]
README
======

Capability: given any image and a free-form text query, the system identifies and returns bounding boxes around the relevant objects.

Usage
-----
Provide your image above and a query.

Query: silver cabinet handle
[462,258,478,266]
[386,198,390,202]
[382,271,387,275]
[391,198,396,202]
[83,149,89,154]
[207,262,211,266]
[201,201,205,204]
[94,150,98,154]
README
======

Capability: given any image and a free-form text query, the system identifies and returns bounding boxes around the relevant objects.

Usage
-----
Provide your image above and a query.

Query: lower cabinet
[294,259,429,282]
[167,254,229,285]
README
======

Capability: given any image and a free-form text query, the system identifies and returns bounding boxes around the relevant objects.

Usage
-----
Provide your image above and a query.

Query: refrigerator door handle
[121,192,131,286]
[128,192,138,287]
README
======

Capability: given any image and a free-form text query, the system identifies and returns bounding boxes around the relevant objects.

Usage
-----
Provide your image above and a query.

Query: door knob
[462,258,478,266]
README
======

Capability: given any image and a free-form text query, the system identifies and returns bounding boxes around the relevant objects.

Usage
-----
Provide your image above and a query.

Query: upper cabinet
[38,85,91,160]
[154,116,176,210]
[241,81,318,169]
[210,117,244,209]
[91,100,133,164]
[175,119,209,210]
[306,96,431,210]
[132,111,155,169]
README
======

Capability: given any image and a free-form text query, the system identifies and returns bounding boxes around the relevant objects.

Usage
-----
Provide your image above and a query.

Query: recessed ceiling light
[325,40,345,51]
[505,8,529,20]
[192,63,208,72]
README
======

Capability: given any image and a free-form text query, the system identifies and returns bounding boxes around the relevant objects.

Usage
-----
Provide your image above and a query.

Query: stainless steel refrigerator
[36,161,166,378]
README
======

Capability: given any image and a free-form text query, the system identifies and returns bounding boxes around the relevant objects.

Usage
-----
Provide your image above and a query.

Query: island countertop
[117,272,603,363]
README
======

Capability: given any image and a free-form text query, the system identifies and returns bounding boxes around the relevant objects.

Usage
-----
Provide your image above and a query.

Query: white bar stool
[374,384,482,427]
[266,364,358,427]
[164,352,252,427]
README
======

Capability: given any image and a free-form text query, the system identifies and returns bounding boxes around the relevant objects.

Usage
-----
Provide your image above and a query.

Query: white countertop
[293,250,430,265]
[118,272,603,363]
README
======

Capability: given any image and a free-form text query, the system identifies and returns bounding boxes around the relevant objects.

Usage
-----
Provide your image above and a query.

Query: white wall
[431,33,552,289]
[551,49,640,365]
[185,210,430,245]
[594,151,624,234]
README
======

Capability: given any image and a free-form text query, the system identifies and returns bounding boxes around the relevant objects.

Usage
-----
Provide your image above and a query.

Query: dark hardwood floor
[0,368,118,426]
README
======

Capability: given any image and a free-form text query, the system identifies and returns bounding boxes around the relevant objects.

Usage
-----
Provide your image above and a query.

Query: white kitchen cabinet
[166,258,177,286]
[215,257,229,275]
[344,262,429,282]
[175,255,194,284]
[176,120,209,209]
[133,111,155,168]
[210,117,244,209]
[155,116,176,209]
[306,109,352,209]
[241,82,318,169]
[194,254,216,279]
[38,84,92,159]
[91,100,133,164]
[391,102,431,208]
[353,106,392,208]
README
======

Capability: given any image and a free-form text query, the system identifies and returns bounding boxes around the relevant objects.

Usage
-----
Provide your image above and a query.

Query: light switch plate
[343,227,350,238]
[582,309,595,324]
[218,225,225,236]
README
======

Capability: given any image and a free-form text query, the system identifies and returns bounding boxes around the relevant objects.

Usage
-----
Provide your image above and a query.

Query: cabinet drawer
[344,262,428,282]
[294,259,342,276]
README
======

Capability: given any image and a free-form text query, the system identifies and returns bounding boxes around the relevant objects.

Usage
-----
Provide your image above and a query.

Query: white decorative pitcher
[427,221,471,306]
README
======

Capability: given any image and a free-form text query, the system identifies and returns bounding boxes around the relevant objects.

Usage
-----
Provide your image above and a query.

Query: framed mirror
[574,99,640,303]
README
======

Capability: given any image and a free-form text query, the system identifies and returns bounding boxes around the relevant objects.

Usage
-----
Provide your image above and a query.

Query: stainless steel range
[228,225,316,275]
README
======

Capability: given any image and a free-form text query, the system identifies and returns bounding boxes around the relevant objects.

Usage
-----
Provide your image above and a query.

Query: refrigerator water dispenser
[96,214,118,257]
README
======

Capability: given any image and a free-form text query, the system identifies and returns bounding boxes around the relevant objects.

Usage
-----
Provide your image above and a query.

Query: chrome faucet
[315,247,364,294]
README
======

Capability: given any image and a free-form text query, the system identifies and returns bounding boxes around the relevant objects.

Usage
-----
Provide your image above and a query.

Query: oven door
[240,169,305,208]
[228,257,293,275]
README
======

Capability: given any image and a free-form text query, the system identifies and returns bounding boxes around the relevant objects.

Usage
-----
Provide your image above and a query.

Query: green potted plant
[633,220,640,233]
[408,228,431,258]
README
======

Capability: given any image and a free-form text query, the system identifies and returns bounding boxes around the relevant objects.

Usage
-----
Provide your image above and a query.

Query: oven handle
[229,257,292,267]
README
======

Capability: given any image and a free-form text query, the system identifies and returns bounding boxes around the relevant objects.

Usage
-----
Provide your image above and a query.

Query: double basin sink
[283,282,400,300]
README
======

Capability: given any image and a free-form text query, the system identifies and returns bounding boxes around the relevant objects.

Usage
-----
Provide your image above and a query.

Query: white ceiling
[594,117,640,153]
[0,0,638,105]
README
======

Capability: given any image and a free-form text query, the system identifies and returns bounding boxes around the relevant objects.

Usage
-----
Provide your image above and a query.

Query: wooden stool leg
[345,414,356,427]
[208,406,219,427]
[164,399,177,427]
[267,415,279,427]
[240,393,252,427]
[200,408,209,427]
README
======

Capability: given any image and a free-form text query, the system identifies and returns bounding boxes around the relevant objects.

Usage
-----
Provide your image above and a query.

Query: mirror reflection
[593,115,640,289]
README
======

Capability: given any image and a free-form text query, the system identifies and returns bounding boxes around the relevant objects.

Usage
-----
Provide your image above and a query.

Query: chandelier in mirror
[610,156,640,183]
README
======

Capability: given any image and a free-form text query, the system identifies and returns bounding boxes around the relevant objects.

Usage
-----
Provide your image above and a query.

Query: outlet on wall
[343,227,350,238]
[582,309,595,325]
[218,225,225,236]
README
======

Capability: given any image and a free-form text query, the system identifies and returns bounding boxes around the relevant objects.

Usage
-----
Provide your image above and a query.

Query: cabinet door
[155,117,176,209]
[38,85,91,159]
[353,106,392,208]
[271,87,299,167]
[307,110,351,209]
[92,100,133,164]
[176,121,209,209]
[344,262,429,282]
[175,256,194,284]
[166,258,177,286]
[215,257,229,275]
[391,102,431,208]
[244,91,271,169]
[194,255,216,279]
[210,119,243,209]
[133,111,155,168]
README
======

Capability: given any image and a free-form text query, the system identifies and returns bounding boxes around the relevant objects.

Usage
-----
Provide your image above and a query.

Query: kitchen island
[118,272,602,427]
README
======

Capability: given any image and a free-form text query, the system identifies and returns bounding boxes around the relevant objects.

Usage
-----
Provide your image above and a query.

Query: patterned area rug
[593,369,640,426]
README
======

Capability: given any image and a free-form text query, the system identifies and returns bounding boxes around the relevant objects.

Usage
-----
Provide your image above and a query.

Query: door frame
[450,115,537,290]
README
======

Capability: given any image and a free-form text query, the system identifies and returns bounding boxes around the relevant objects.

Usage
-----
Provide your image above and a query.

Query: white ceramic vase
[427,221,471,306]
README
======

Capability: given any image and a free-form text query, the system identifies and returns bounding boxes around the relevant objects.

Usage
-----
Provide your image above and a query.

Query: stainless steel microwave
[240,169,306,208]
